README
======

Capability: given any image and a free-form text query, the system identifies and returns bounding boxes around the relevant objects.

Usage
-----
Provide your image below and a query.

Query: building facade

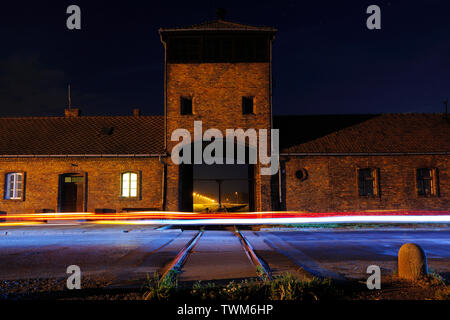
[0,19,449,215]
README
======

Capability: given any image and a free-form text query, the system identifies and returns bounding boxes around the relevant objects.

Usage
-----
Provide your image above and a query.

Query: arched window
[121,172,138,198]
[5,172,24,200]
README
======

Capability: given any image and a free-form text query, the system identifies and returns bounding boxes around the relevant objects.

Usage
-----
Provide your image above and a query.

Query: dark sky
[0,0,449,117]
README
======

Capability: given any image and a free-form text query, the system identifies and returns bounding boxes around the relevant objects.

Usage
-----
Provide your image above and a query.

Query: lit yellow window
[121,172,138,197]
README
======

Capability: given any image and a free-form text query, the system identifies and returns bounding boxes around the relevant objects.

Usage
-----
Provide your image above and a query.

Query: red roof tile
[275,114,450,154]
[1,113,448,156]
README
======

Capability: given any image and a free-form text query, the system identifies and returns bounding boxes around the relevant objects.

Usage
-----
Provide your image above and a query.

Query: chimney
[65,108,80,117]
[133,108,141,117]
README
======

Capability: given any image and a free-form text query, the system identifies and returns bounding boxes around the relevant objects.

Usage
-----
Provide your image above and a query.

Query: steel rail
[160,230,204,281]
[234,229,272,280]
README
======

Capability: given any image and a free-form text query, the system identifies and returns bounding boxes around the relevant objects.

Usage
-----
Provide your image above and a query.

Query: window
[121,172,138,198]
[417,168,439,196]
[5,173,24,200]
[180,97,193,115]
[167,37,201,62]
[203,37,233,62]
[235,37,268,62]
[64,176,84,183]
[358,168,378,196]
[166,35,269,63]
[242,96,254,114]
[100,127,114,136]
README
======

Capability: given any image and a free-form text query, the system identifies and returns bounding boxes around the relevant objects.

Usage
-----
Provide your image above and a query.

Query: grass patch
[142,272,342,301]
[435,285,450,300]
[427,269,447,285]
[142,271,179,301]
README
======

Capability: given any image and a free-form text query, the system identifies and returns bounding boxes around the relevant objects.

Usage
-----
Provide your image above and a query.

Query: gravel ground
[1,274,448,300]
[356,275,450,300]
[0,275,145,300]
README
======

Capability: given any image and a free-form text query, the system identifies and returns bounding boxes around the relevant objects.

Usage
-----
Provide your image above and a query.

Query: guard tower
[159,15,277,212]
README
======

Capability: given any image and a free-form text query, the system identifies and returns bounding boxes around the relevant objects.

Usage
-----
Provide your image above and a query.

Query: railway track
[158,228,272,284]
[108,226,311,289]
[234,229,272,280]
[160,230,204,280]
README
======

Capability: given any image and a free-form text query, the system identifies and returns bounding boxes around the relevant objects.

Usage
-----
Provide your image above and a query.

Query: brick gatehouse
[0,19,449,215]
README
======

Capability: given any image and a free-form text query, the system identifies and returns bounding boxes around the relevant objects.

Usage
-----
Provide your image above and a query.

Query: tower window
[180,97,193,115]
[166,35,269,63]
[358,168,379,197]
[168,37,201,62]
[5,172,24,200]
[242,97,254,114]
[417,168,439,196]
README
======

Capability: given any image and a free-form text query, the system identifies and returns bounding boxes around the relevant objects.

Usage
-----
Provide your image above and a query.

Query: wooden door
[61,175,84,212]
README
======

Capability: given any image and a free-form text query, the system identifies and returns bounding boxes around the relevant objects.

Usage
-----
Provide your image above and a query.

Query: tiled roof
[1,113,447,156]
[159,19,277,32]
[0,115,164,156]
[274,114,450,154]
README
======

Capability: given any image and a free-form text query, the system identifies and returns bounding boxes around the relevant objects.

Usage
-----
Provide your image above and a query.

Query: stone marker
[398,243,428,280]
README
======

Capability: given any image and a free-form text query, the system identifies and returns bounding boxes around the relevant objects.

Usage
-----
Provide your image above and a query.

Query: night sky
[0,0,449,117]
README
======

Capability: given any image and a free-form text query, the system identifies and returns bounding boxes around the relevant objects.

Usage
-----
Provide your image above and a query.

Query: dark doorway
[193,163,254,213]
[60,174,85,212]
[177,141,256,213]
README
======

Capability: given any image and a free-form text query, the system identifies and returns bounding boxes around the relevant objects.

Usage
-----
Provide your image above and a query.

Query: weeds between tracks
[142,271,341,301]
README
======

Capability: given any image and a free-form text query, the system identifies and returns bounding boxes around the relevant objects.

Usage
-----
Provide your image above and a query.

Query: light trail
[0,221,45,227]
[89,215,450,225]
[0,210,449,227]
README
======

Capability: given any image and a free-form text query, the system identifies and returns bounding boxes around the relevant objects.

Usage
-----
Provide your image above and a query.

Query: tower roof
[159,19,277,34]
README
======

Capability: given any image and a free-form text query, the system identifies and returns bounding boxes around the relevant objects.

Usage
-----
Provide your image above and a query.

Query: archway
[193,163,254,212]
[177,140,256,213]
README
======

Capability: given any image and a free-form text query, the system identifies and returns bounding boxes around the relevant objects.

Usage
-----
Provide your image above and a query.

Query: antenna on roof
[216,8,227,20]
[444,98,448,120]
[68,84,71,109]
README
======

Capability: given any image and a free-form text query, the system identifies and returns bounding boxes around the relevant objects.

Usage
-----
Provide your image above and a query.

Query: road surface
[0,224,449,286]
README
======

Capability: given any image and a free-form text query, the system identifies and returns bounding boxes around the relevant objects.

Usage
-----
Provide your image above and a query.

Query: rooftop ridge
[277,113,450,154]
[159,19,277,32]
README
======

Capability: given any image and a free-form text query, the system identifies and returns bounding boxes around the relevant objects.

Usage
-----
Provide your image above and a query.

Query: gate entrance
[193,163,254,212]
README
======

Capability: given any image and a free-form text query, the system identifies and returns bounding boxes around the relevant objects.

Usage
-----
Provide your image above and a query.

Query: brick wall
[283,155,449,212]
[0,157,163,214]
[165,62,273,211]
